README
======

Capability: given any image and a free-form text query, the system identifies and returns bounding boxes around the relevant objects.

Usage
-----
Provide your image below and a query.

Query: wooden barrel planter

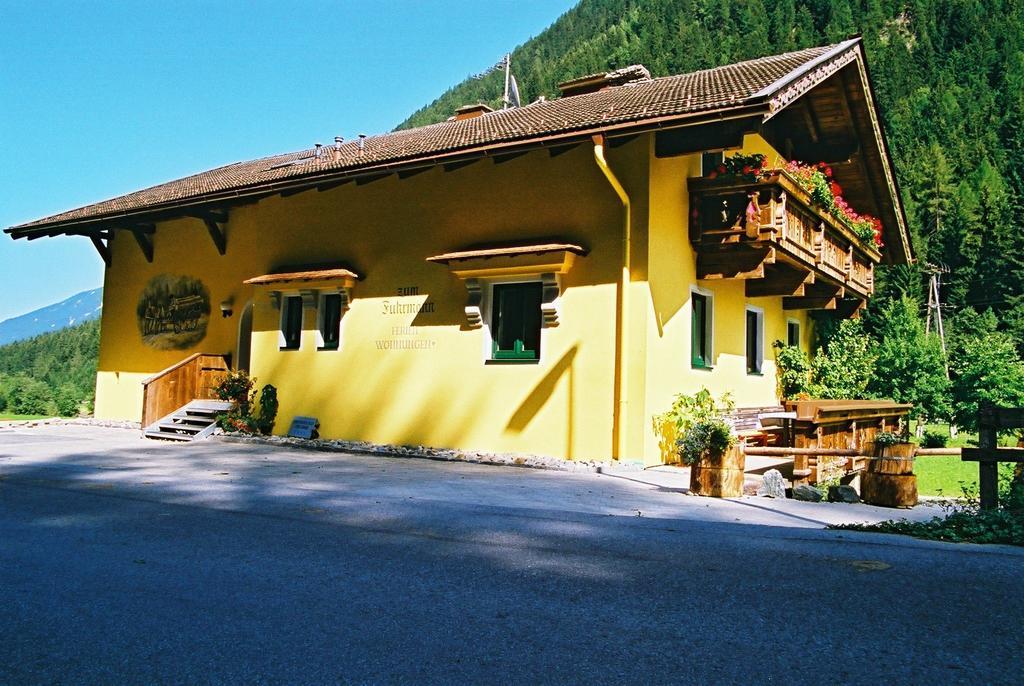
[862,443,918,508]
[689,445,745,498]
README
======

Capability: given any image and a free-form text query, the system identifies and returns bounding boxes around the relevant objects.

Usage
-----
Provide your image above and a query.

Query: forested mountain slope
[0,318,99,416]
[400,0,1024,340]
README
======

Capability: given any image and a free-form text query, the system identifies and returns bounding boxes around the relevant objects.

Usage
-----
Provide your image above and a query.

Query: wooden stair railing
[141,352,231,429]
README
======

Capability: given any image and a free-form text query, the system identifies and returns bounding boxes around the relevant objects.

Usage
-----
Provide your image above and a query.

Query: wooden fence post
[977,403,999,510]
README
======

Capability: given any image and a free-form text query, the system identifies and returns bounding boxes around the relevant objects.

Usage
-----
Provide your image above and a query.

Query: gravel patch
[216,432,641,474]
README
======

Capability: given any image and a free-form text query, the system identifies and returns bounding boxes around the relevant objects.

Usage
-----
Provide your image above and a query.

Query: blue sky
[0,0,576,321]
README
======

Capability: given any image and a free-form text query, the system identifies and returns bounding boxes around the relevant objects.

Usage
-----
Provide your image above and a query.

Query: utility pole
[502,54,511,109]
[925,262,950,377]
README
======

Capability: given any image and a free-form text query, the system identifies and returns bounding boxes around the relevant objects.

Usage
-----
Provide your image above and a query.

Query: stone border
[0,417,141,430]
[216,433,641,474]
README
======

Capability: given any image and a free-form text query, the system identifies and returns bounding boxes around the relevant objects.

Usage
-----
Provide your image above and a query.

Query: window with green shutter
[491,282,542,360]
[692,291,711,368]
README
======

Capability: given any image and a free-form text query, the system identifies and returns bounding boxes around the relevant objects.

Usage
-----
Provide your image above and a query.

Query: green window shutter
[692,293,707,368]
[491,283,542,360]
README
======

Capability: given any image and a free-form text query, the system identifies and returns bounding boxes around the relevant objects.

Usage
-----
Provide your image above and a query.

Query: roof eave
[6,103,771,239]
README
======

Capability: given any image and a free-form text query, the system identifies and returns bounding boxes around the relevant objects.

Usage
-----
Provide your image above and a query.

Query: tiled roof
[243,267,361,286]
[426,243,587,263]
[9,41,854,233]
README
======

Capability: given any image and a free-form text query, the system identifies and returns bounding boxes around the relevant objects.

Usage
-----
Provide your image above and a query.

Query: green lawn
[913,423,1020,497]
[0,413,47,421]
[914,455,978,497]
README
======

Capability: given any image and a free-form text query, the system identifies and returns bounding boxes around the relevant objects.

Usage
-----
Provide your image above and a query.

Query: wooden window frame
[691,286,714,369]
[484,278,544,364]
[786,318,801,348]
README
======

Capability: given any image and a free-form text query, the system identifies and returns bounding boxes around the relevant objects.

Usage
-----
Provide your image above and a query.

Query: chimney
[332,136,344,161]
[454,103,494,121]
[557,65,651,97]
[314,142,323,160]
[357,134,366,156]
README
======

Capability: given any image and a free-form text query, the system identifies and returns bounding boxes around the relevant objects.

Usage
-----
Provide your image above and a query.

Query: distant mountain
[0,287,103,346]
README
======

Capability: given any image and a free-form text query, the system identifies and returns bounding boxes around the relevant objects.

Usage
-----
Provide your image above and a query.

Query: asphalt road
[1,426,1021,684]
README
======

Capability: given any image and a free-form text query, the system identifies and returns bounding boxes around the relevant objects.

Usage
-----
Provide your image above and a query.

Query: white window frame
[786,317,801,348]
[481,276,545,364]
[316,289,344,351]
[745,305,765,375]
[279,292,304,350]
[690,285,715,369]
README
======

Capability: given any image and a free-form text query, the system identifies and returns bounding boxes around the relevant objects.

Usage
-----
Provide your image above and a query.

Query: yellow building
[6,39,911,465]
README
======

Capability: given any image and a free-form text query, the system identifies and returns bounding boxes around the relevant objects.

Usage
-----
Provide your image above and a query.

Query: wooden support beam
[316,179,352,192]
[492,150,529,164]
[203,217,227,255]
[697,246,774,280]
[801,99,821,144]
[132,228,153,263]
[280,185,313,198]
[90,235,111,267]
[783,295,837,310]
[745,265,813,297]
[203,210,229,224]
[547,143,581,158]
[397,167,431,180]
[443,158,479,173]
[835,297,866,318]
[355,173,390,186]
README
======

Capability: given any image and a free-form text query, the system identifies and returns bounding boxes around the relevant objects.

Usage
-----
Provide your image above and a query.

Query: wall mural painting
[136,274,211,350]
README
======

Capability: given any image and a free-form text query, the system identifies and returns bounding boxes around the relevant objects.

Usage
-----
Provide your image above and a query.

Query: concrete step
[143,430,194,442]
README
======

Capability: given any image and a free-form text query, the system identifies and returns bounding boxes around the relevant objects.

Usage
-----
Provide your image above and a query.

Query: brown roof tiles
[8,41,856,234]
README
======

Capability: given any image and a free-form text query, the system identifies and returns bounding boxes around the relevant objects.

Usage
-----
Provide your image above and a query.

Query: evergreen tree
[868,297,951,421]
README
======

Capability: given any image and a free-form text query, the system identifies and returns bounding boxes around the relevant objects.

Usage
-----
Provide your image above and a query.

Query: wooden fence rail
[961,404,1024,509]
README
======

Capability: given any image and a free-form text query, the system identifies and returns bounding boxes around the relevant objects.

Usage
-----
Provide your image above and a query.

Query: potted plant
[663,389,744,497]
[872,430,916,459]
[863,429,918,507]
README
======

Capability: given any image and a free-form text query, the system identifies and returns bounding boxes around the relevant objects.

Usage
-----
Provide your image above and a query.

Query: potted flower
[863,429,918,507]
[661,389,744,497]
[872,430,916,459]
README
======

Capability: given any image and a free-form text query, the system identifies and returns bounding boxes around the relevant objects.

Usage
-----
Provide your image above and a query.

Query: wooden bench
[724,406,788,446]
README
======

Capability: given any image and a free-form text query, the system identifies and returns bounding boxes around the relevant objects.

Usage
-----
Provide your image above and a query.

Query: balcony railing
[688,172,881,305]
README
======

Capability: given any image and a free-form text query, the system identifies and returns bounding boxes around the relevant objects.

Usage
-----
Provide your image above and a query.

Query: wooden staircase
[144,399,233,441]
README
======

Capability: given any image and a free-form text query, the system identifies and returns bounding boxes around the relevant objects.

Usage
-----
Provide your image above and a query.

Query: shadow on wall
[507,346,579,459]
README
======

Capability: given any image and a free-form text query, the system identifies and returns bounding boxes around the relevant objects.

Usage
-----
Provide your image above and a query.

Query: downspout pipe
[592,134,631,460]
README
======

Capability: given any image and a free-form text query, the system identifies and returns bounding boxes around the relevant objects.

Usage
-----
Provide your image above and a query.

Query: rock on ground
[793,484,824,502]
[757,469,787,498]
[828,484,860,503]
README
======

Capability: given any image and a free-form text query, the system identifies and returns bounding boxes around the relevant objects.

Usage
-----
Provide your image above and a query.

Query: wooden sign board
[288,416,319,440]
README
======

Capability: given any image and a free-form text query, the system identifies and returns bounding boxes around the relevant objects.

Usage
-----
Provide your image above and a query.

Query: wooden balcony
[688,172,882,309]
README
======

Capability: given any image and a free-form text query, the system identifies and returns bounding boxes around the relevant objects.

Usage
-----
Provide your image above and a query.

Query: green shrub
[677,419,735,465]
[255,384,278,435]
[808,318,876,399]
[874,430,905,448]
[921,430,948,449]
[215,374,279,436]
[772,341,810,399]
[652,388,736,465]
